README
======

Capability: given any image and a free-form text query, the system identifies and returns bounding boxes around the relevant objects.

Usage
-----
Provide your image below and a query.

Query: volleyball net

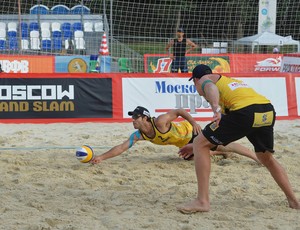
[0,0,299,73]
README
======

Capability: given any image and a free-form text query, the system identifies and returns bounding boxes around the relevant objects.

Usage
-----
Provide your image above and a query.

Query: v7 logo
[153,58,172,73]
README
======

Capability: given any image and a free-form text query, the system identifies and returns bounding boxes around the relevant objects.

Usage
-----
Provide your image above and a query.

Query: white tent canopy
[235,31,300,53]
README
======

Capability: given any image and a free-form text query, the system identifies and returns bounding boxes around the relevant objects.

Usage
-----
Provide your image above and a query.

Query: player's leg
[180,57,188,73]
[256,151,300,209]
[177,111,252,213]
[214,143,260,163]
[248,116,300,209]
[177,133,212,213]
[171,57,179,73]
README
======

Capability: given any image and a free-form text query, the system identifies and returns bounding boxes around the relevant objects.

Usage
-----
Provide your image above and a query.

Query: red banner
[230,54,282,73]
[0,72,299,123]
[0,55,54,73]
[144,54,283,73]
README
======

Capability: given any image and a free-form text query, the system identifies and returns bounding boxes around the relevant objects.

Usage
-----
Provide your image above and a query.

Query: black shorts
[202,104,276,153]
[188,133,218,151]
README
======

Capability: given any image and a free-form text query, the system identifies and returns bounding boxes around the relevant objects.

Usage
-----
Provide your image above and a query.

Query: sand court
[0,120,299,229]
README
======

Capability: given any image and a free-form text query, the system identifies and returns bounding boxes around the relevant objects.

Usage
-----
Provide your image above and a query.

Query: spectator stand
[0,4,106,56]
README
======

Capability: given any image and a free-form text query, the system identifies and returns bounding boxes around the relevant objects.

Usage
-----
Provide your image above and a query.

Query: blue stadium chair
[70,5,91,15]
[20,22,28,31]
[61,22,71,31]
[51,4,70,14]
[22,29,29,39]
[52,31,62,51]
[72,22,83,32]
[53,37,62,51]
[30,4,49,14]
[63,30,72,40]
[29,22,39,31]
[8,37,18,50]
[52,31,62,38]
[41,39,51,51]
[8,30,16,36]
[0,39,6,50]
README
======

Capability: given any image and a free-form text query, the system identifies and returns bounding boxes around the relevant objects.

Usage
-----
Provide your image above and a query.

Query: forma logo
[228,81,250,90]
[0,85,74,100]
[155,81,196,94]
[0,60,29,73]
[254,56,281,72]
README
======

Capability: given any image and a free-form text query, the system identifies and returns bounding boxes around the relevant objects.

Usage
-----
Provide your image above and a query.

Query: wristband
[214,107,221,113]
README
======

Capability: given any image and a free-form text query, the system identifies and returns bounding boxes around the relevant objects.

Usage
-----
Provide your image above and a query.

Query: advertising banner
[0,55,54,73]
[296,77,300,116]
[231,54,282,73]
[145,54,231,74]
[280,54,300,73]
[144,54,283,74]
[122,76,289,119]
[55,56,90,73]
[258,0,277,33]
[0,78,112,119]
[0,73,298,123]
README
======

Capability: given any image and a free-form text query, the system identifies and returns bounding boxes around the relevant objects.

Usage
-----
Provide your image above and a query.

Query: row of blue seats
[0,31,84,51]
[30,4,91,15]
[0,38,66,51]
[0,22,84,40]
[18,22,83,32]
[2,30,70,40]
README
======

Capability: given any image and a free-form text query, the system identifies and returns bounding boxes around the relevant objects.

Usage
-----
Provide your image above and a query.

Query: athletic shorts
[202,103,276,153]
[171,57,188,73]
[188,133,217,151]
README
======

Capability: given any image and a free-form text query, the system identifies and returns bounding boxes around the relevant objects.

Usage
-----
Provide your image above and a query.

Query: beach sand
[0,120,299,230]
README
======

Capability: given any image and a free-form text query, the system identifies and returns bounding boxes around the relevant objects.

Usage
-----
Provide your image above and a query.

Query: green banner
[146,55,231,73]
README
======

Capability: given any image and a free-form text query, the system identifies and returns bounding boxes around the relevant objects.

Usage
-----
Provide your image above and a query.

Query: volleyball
[76,145,94,163]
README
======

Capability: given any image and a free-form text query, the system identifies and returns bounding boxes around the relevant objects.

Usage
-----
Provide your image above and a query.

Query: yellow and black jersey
[216,76,270,113]
[140,118,193,148]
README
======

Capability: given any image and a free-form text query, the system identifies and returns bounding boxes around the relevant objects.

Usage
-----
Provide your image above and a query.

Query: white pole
[110,0,113,57]
[18,0,22,54]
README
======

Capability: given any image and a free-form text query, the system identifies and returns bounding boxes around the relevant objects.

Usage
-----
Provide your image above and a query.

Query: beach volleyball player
[91,106,260,164]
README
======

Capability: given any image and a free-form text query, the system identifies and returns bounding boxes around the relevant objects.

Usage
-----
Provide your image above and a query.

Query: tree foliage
[0,0,298,40]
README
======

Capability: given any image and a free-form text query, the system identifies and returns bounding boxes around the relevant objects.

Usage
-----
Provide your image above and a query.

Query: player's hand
[169,54,174,60]
[90,156,103,164]
[191,122,201,135]
[212,111,222,127]
[178,143,194,160]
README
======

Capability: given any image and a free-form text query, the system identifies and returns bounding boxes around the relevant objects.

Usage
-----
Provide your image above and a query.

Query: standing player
[177,64,300,213]
[165,28,198,73]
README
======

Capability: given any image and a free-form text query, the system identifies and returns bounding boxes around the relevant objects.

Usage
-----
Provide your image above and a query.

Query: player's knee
[193,133,211,148]
[256,152,274,166]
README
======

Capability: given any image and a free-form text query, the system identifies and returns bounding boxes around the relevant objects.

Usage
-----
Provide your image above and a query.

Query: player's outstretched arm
[91,131,142,164]
[158,109,201,135]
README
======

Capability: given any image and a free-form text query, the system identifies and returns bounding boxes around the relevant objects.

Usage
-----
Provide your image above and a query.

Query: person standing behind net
[166,28,198,73]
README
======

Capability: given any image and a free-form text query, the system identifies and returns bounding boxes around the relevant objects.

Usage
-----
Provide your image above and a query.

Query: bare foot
[177,199,210,214]
[288,199,300,210]
[221,152,234,159]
